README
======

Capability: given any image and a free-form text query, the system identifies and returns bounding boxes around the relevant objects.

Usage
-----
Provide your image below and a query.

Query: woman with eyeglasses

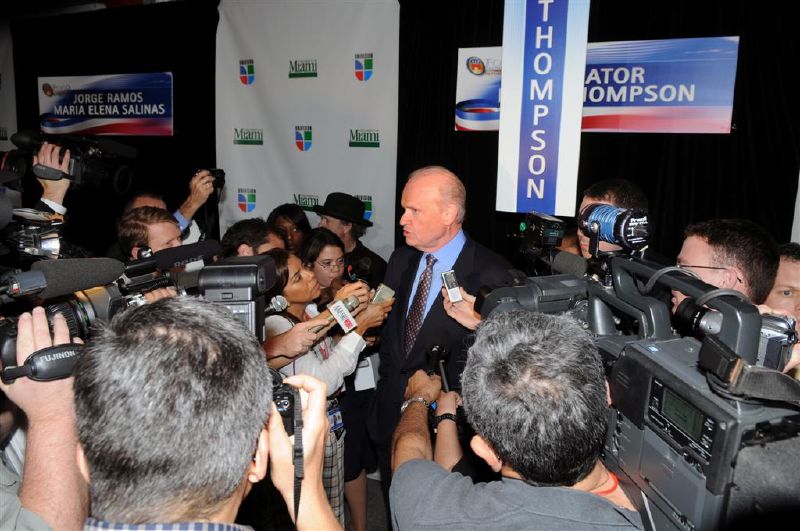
[300,228,348,306]
[261,247,393,526]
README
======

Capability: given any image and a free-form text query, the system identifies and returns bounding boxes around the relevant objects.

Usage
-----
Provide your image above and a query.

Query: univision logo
[355,53,373,81]
[295,126,312,151]
[293,194,318,212]
[234,128,263,145]
[289,59,318,78]
[238,188,256,213]
[239,59,255,85]
[355,194,373,220]
[349,129,380,148]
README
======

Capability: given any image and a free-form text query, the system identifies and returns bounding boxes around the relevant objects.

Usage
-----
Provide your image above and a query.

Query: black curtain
[10,0,220,255]
[396,0,800,264]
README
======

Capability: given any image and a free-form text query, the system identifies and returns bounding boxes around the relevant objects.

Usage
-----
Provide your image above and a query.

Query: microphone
[348,257,372,283]
[31,257,125,299]
[309,295,360,333]
[267,295,288,314]
[125,240,223,276]
[549,250,588,277]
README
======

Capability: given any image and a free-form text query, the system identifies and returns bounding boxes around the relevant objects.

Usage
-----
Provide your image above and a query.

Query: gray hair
[408,165,466,223]
[461,310,607,486]
[74,297,273,522]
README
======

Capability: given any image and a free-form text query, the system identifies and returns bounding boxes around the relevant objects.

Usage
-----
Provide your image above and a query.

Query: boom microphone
[31,257,125,299]
[549,250,588,277]
[125,240,223,277]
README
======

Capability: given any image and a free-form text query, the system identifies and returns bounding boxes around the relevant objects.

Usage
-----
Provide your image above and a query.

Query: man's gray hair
[461,310,608,486]
[408,165,466,223]
[74,297,273,522]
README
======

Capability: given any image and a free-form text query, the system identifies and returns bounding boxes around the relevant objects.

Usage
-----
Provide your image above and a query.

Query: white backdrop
[215,0,399,259]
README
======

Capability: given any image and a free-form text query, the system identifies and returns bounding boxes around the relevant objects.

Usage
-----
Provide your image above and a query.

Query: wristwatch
[434,413,457,427]
[400,396,430,415]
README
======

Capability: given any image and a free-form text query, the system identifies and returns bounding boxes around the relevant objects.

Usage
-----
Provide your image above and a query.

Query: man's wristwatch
[400,396,430,415]
[434,413,457,427]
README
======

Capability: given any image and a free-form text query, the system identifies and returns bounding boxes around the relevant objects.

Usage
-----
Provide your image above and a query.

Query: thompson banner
[37,73,173,136]
[496,0,591,216]
[215,0,399,259]
[454,47,502,131]
[582,37,739,133]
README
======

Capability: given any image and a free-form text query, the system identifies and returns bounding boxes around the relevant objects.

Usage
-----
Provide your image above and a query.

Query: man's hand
[143,286,177,304]
[0,308,77,423]
[267,374,340,528]
[32,143,71,207]
[442,287,481,331]
[178,170,215,221]
[404,370,441,404]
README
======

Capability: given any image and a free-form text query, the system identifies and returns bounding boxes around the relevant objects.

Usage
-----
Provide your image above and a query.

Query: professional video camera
[0,130,135,194]
[477,213,800,530]
[0,240,223,383]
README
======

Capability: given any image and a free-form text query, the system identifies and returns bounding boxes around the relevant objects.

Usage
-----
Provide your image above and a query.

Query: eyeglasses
[316,258,345,271]
[676,264,743,284]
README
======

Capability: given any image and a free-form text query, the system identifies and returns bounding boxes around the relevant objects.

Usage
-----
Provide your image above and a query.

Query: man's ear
[238,244,255,257]
[724,266,748,295]
[130,246,140,261]
[76,443,91,484]
[470,435,502,473]
[248,428,269,484]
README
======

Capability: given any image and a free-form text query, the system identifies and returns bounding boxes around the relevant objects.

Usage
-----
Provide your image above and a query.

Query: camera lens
[673,297,723,337]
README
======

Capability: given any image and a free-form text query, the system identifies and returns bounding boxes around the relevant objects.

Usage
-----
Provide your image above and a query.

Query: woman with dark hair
[266,203,312,254]
[300,227,347,306]
[261,248,393,526]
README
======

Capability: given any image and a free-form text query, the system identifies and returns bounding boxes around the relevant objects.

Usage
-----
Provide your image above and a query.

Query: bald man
[367,166,512,487]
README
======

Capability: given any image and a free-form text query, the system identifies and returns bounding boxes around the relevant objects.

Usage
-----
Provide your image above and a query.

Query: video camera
[0,130,136,194]
[477,214,800,530]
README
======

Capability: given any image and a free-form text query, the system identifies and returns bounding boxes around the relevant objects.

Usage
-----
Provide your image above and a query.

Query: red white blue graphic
[238,189,256,212]
[355,54,373,81]
[295,126,312,151]
[38,72,173,136]
[239,59,255,85]
[582,37,739,133]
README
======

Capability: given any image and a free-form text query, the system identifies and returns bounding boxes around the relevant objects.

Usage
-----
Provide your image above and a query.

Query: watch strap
[434,413,457,427]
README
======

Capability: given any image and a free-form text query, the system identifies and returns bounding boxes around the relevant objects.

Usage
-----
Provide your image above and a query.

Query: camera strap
[292,388,304,527]
[0,343,80,383]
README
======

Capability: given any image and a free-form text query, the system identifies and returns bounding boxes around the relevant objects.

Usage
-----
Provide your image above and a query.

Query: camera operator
[390,311,643,530]
[673,219,779,310]
[0,308,88,530]
[577,179,648,259]
[117,206,182,261]
[221,217,286,258]
[74,297,340,530]
[763,242,800,373]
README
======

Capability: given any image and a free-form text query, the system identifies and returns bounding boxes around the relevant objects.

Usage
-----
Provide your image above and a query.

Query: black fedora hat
[313,192,373,227]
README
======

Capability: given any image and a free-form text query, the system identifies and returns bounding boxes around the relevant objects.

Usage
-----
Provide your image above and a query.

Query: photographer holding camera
[390,311,643,530]
[0,308,88,530]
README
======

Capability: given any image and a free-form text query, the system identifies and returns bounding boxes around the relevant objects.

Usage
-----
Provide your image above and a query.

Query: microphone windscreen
[551,250,587,277]
[152,240,223,271]
[32,257,125,299]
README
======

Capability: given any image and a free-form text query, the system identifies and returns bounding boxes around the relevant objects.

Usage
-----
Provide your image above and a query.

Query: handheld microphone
[125,240,223,277]
[309,295,360,333]
[267,295,288,314]
[348,257,373,283]
[31,257,125,299]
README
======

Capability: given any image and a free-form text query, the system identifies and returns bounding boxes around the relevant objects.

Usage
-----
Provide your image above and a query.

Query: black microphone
[31,257,125,299]
[549,250,588,277]
[125,240,223,276]
[347,257,373,283]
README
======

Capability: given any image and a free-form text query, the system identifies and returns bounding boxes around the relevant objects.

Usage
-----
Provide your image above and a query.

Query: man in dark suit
[368,165,512,487]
